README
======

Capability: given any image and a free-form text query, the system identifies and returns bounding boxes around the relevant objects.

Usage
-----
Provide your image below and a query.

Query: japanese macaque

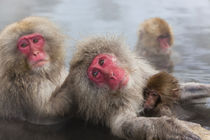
[142,71,180,117]
[66,36,205,140]
[135,17,174,72]
[0,17,72,124]
[142,73,210,130]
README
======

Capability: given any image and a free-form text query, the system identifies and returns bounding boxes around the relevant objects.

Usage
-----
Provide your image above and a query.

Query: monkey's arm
[109,110,200,140]
[180,82,210,109]
[180,82,210,100]
[45,77,73,117]
[179,82,210,126]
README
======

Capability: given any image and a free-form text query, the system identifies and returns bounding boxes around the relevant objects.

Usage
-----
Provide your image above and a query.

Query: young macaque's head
[0,17,65,75]
[143,71,180,111]
[138,17,174,54]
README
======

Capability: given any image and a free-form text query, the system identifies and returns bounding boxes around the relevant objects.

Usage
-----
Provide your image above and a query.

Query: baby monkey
[142,71,180,117]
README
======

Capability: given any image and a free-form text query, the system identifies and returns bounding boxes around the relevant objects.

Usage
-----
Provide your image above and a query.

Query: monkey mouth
[109,75,129,91]
[159,37,170,51]
[30,59,49,67]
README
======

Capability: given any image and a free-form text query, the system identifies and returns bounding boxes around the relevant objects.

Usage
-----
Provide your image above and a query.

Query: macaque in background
[64,36,207,140]
[135,17,174,72]
[0,17,72,125]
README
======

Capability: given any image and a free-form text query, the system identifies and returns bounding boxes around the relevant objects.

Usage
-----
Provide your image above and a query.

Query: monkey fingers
[177,120,210,140]
[111,115,200,140]
[150,117,200,140]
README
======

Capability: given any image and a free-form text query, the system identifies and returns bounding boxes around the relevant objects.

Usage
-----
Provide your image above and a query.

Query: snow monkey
[142,71,180,117]
[67,36,201,140]
[142,72,210,130]
[135,17,174,72]
[0,16,72,125]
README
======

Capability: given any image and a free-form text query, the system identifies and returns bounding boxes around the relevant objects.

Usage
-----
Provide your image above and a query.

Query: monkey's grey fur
[66,36,200,140]
[0,17,71,124]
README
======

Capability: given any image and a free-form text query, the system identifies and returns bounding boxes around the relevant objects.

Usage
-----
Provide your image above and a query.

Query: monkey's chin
[30,60,49,68]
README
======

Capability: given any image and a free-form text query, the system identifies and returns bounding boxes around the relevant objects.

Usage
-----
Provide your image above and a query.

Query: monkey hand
[111,115,200,140]
[150,116,201,140]
[177,120,210,140]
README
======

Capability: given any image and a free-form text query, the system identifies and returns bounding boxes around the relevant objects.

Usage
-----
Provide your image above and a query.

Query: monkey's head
[145,71,180,105]
[0,16,65,77]
[87,53,129,91]
[138,17,174,54]
[69,36,154,122]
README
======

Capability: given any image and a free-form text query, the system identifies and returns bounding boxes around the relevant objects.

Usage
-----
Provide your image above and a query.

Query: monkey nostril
[109,73,117,80]
[33,51,39,56]
[110,77,115,80]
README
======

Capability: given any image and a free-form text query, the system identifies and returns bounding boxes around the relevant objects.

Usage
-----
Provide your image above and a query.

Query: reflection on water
[1,0,210,139]
[0,119,121,140]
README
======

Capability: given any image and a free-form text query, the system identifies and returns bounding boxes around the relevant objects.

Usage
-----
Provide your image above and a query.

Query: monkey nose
[107,72,117,80]
[32,51,39,56]
[102,68,117,80]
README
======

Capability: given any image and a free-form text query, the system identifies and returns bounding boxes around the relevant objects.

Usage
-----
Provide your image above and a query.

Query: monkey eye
[32,38,39,43]
[20,43,28,48]
[152,93,158,97]
[99,59,104,66]
[92,70,98,77]
[92,69,101,79]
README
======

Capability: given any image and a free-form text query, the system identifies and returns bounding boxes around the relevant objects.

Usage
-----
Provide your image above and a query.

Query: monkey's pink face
[144,92,159,110]
[158,36,170,52]
[17,33,48,68]
[87,54,129,91]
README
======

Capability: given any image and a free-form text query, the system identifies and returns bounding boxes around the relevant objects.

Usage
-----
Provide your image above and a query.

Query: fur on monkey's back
[0,17,67,121]
[69,36,157,124]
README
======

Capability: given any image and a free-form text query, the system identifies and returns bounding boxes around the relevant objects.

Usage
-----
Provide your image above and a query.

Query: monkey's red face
[17,33,48,68]
[158,35,170,51]
[87,54,129,91]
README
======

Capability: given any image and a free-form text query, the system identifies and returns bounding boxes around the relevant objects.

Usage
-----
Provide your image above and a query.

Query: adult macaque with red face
[17,33,47,67]
[0,17,72,124]
[135,17,174,72]
[87,54,129,90]
[63,36,208,140]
